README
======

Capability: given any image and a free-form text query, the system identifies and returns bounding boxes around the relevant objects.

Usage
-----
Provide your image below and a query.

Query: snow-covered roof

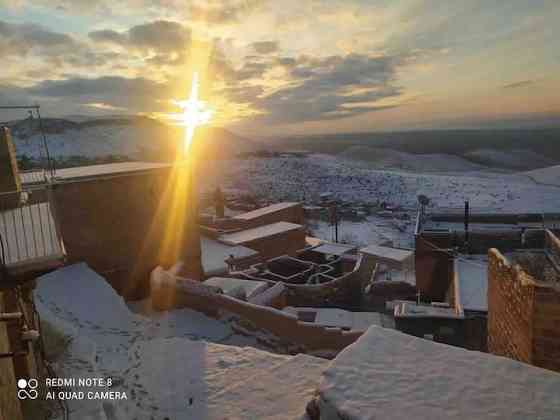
[359,244,413,264]
[318,326,560,420]
[51,162,172,181]
[203,277,269,299]
[283,307,383,331]
[219,221,303,245]
[454,256,488,312]
[201,236,258,276]
[393,300,463,319]
[233,202,300,221]
[312,242,357,256]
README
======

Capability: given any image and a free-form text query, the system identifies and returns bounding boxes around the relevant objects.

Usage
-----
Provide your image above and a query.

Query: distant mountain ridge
[9,116,259,163]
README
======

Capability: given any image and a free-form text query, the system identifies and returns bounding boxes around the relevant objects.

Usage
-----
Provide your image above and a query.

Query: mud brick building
[488,230,560,372]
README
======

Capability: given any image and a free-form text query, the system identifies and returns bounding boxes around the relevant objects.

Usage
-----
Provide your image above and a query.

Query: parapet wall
[151,269,362,352]
[487,249,534,363]
[51,166,201,299]
[488,244,560,372]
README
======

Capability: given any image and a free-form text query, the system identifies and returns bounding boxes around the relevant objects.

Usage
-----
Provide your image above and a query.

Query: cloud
[229,53,404,124]
[502,80,535,89]
[0,20,116,69]
[0,20,77,56]
[251,41,279,54]
[89,20,190,54]
[26,76,172,111]
[189,0,264,24]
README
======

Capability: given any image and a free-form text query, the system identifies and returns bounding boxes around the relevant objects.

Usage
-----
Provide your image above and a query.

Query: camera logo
[17,378,39,400]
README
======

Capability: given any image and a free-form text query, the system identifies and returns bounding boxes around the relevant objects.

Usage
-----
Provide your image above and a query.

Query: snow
[525,164,560,187]
[219,221,303,245]
[35,263,297,420]
[339,146,491,173]
[455,256,488,312]
[208,154,560,213]
[201,236,258,276]
[318,326,560,420]
[232,201,300,220]
[359,244,414,266]
[203,277,269,299]
[311,242,356,256]
[283,307,383,331]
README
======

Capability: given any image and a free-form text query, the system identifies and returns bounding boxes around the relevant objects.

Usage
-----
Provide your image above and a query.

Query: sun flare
[168,72,214,156]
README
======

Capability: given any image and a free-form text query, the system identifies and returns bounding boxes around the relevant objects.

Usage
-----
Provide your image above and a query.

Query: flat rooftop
[455,255,488,312]
[283,306,383,331]
[201,236,259,277]
[312,242,356,256]
[360,244,413,264]
[393,301,463,319]
[318,326,560,419]
[219,222,303,246]
[22,162,173,184]
[232,202,300,221]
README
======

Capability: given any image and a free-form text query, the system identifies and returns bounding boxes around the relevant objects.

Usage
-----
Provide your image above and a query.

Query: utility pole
[464,200,470,253]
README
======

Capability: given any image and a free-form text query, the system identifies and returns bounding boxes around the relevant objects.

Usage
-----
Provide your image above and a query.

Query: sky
[1,0,559,136]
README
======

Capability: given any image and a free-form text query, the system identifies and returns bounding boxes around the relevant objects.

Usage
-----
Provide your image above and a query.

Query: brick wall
[488,249,534,363]
[532,287,560,372]
[488,245,560,372]
[51,165,201,298]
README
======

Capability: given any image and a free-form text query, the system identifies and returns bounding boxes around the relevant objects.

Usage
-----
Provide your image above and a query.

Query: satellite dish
[417,195,430,206]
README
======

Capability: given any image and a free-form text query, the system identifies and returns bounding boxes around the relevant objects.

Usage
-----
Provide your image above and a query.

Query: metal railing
[0,189,64,267]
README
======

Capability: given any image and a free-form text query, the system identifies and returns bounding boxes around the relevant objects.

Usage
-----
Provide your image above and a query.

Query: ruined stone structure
[488,230,560,372]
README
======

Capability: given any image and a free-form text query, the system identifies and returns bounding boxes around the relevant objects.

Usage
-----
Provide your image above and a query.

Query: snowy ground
[317,326,560,420]
[35,263,293,420]
[205,154,560,213]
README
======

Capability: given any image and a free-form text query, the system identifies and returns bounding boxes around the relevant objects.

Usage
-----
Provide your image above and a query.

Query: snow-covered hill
[10,116,258,163]
[524,164,560,187]
[464,148,556,171]
[339,146,493,173]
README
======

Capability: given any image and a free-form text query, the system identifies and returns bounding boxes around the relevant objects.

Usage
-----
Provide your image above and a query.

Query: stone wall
[151,268,362,352]
[51,165,201,299]
[488,245,560,372]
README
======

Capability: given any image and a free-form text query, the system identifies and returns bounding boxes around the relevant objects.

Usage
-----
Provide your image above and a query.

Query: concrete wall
[414,234,454,301]
[51,165,201,299]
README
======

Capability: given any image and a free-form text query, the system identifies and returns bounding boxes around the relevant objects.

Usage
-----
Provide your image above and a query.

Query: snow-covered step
[207,353,327,419]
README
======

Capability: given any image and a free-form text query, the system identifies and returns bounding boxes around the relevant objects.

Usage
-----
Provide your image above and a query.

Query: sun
[168,72,214,156]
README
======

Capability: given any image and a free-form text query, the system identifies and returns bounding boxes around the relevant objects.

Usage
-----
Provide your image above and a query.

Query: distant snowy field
[208,154,560,213]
